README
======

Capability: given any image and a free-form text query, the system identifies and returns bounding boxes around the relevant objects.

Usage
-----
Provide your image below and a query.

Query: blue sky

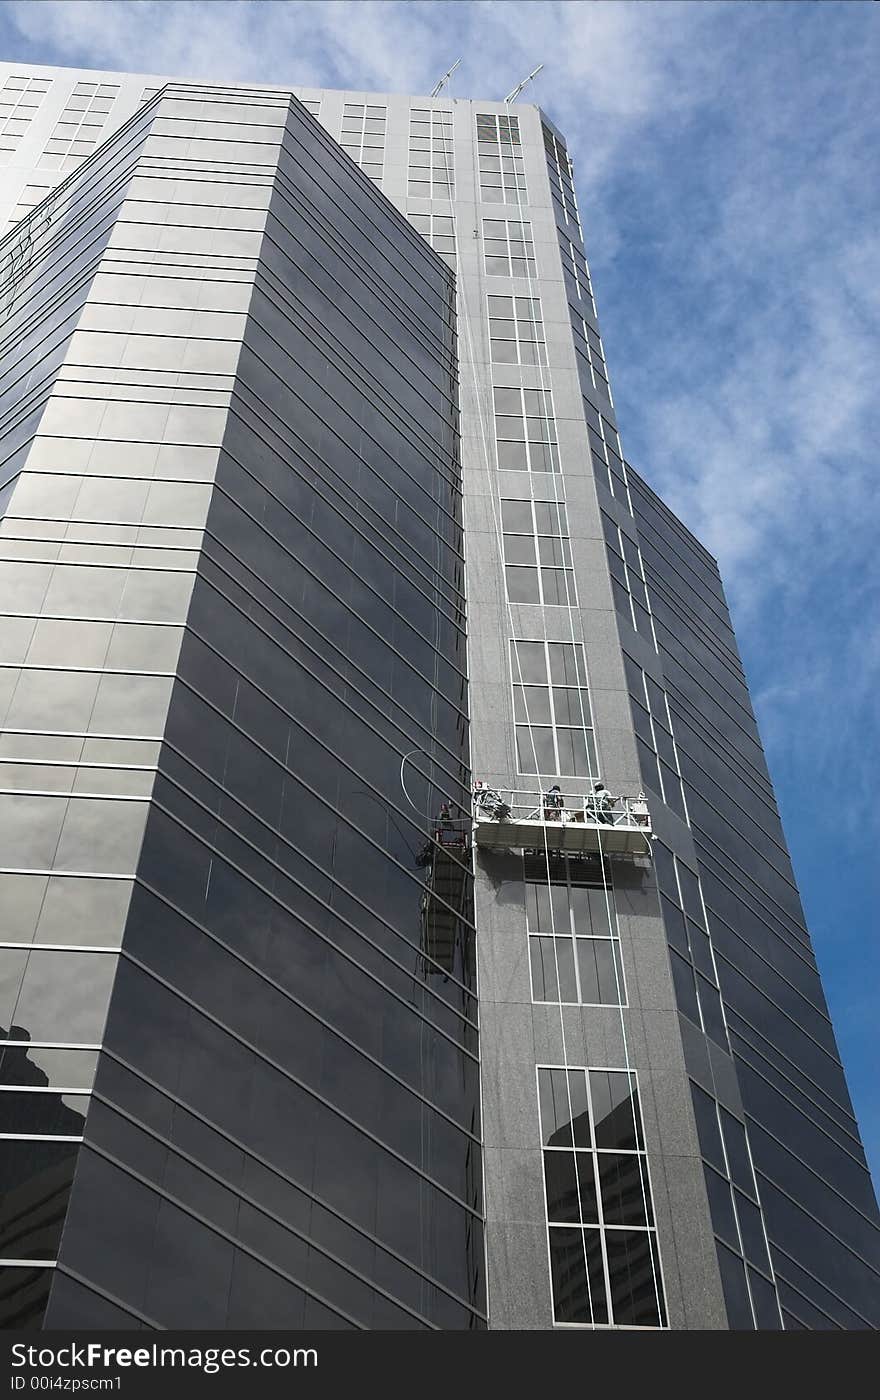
[1,0,877,1184]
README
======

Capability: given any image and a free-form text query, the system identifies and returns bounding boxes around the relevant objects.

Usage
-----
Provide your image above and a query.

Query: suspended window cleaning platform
[473,787,652,857]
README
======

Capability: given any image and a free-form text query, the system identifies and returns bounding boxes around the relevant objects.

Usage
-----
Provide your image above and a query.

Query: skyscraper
[0,62,877,1332]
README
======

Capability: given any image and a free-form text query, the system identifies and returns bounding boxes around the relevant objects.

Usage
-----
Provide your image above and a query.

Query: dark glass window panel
[659,762,686,820]
[569,1071,591,1149]
[653,723,677,769]
[676,863,704,926]
[556,727,594,777]
[719,1109,756,1198]
[659,894,689,955]
[505,535,538,565]
[527,441,558,471]
[552,688,589,726]
[735,1191,771,1273]
[534,502,565,534]
[0,1090,87,1135]
[696,975,728,1049]
[687,921,715,981]
[491,338,518,363]
[539,1068,574,1147]
[644,676,666,716]
[651,842,678,901]
[0,1045,98,1090]
[548,1226,608,1324]
[0,1138,79,1260]
[628,573,649,610]
[630,695,653,745]
[541,569,574,605]
[538,536,572,568]
[748,1268,782,1329]
[632,600,653,637]
[520,340,547,365]
[544,1151,580,1223]
[531,937,577,1003]
[526,415,552,443]
[501,499,533,533]
[0,1264,52,1329]
[497,440,528,469]
[704,1164,739,1248]
[516,726,556,774]
[611,575,633,620]
[506,566,540,603]
[524,879,569,936]
[597,1153,652,1227]
[547,643,585,686]
[590,1071,642,1150]
[530,936,559,1002]
[605,1230,665,1327]
[716,1242,755,1329]
[690,1083,725,1173]
[511,640,547,683]
[621,534,642,574]
[575,1152,600,1224]
[495,400,526,431]
[670,948,700,1025]
[555,939,579,1002]
[513,686,553,722]
[540,537,573,571]
[569,884,611,938]
[522,389,550,416]
[576,938,623,1005]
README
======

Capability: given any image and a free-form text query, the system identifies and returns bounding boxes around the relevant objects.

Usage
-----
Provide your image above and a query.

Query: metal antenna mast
[430,58,461,98]
[504,64,544,103]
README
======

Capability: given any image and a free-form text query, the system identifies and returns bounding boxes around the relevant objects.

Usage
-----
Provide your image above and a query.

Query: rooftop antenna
[504,64,544,103]
[430,58,462,98]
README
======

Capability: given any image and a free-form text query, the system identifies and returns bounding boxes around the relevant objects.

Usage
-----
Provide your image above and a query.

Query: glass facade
[1,84,481,1331]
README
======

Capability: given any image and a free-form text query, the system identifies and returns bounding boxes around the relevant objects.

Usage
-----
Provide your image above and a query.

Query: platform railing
[473,787,651,831]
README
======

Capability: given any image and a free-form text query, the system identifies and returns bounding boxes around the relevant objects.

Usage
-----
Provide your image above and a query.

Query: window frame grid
[651,837,729,1051]
[601,511,659,649]
[408,106,455,199]
[476,112,528,204]
[483,217,536,278]
[493,385,560,474]
[525,857,626,1009]
[338,103,386,183]
[35,83,119,173]
[619,648,688,826]
[0,76,52,157]
[510,638,598,779]
[538,1064,667,1328]
[691,1083,784,1329]
[408,211,456,269]
[543,124,582,236]
[501,496,577,608]
[560,234,596,316]
[488,293,547,367]
[583,402,631,508]
[570,303,611,402]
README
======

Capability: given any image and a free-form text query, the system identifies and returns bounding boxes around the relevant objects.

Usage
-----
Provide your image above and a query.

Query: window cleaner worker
[543,784,564,821]
[591,781,615,824]
[473,780,511,821]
